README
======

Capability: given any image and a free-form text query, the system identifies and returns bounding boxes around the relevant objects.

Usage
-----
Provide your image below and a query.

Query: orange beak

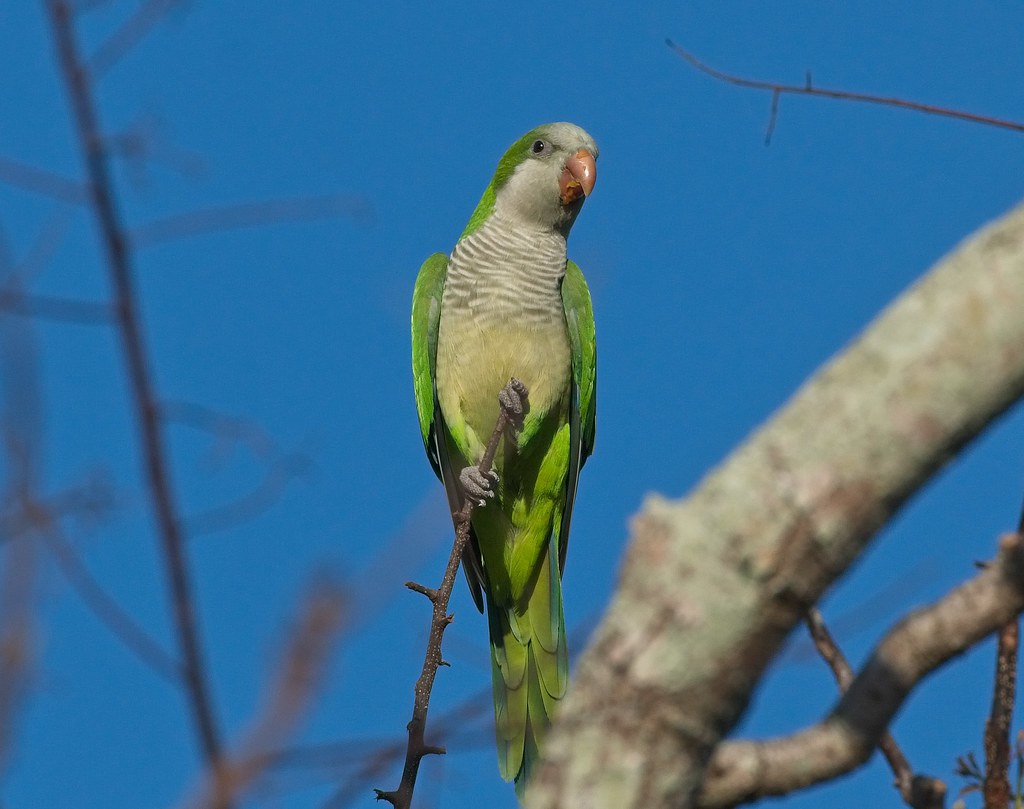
[559,148,597,205]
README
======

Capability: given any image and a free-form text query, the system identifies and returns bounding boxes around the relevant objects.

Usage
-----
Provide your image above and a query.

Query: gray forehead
[537,122,599,158]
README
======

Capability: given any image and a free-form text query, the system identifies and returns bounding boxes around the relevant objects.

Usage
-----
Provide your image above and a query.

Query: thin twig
[700,533,1024,807]
[0,156,88,202]
[87,0,182,78]
[374,381,528,809]
[130,196,374,249]
[41,524,181,683]
[45,0,227,797]
[806,608,946,808]
[982,502,1024,807]
[0,288,112,324]
[666,40,1024,136]
[983,619,1018,807]
[182,582,346,809]
[160,400,312,537]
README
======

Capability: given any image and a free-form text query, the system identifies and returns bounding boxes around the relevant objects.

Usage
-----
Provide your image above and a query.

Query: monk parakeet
[411,122,598,796]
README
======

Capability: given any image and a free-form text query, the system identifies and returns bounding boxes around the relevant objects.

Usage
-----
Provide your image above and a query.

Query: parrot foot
[498,377,529,428]
[460,466,498,507]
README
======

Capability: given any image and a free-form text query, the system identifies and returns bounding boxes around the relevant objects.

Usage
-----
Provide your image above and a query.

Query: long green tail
[487,536,568,800]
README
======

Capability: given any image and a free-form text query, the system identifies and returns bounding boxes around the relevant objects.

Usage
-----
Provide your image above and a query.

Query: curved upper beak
[559,148,597,205]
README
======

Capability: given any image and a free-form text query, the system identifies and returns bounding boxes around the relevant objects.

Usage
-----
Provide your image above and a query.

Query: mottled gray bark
[525,199,1024,808]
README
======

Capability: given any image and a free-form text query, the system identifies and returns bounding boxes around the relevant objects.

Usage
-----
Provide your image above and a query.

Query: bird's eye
[531,139,547,154]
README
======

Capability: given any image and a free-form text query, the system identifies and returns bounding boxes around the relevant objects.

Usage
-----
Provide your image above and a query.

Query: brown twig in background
[374,380,528,809]
[45,0,228,797]
[87,0,182,78]
[182,582,347,809]
[982,619,1017,807]
[41,524,182,683]
[130,196,374,249]
[982,501,1024,808]
[0,287,112,324]
[665,40,1024,141]
[806,608,946,809]
[159,400,312,537]
[0,156,88,203]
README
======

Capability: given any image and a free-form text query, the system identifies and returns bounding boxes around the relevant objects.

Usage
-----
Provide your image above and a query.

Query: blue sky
[2,2,1024,807]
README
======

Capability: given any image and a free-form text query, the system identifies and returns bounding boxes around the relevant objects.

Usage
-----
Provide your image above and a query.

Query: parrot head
[467,122,598,236]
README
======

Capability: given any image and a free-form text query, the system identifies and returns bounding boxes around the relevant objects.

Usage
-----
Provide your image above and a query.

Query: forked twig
[666,40,1024,141]
[806,608,946,808]
[374,380,528,809]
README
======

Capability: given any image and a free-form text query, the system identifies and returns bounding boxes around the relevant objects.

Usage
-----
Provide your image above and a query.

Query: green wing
[558,259,597,574]
[411,251,486,610]
[411,252,448,478]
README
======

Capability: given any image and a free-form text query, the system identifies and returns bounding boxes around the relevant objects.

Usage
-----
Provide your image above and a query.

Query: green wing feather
[411,252,486,611]
[558,259,597,574]
[411,252,448,477]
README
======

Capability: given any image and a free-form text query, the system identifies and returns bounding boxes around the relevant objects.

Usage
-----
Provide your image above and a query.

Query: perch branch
[374,380,528,809]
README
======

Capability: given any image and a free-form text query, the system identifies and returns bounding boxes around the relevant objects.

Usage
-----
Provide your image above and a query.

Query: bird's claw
[460,466,498,506]
[498,378,530,427]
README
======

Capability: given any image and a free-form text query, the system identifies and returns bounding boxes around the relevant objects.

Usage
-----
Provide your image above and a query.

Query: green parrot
[411,122,598,797]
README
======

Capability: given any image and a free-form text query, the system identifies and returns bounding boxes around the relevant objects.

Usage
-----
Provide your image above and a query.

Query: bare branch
[0,288,112,324]
[157,400,311,536]
[182,582,347,809]
[0,529,36,772]
[41,524,181,683]
[698,533,1024,807]
[45,0,227,791]
[130,196,374,249]
[375,379,529,809]
[88,0,183,78]
[982,618,1017,807]
[806,608,945,809]
[666,40,1024,136]
[0,156,87,202]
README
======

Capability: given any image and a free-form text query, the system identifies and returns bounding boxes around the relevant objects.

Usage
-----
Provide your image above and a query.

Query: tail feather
[489,538,568,796]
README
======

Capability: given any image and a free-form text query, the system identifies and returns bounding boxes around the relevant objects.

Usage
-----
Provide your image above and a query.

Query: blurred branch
[130,196,374,249]
[88,0,183,78]
[665,40,1024,141]
[698,533,1024,807]
[0,156,87,203]
[0,288,112,324]
[107,113,207,186]
[375,380,528,809]
[45,0,227,793]
[42,524,182,683]
[159,400,312,536]
[182,582,346,809]
[0,521,35,772]
[806,608,945,809]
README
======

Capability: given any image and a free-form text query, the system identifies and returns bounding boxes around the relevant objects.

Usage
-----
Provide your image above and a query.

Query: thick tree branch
[45,0,226,792]
[699,534,1024,806]
[526,199,1024,809]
